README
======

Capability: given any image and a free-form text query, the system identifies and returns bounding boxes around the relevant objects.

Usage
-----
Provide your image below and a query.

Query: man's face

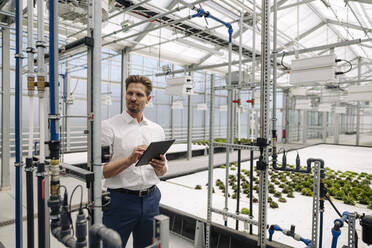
[126,83,151,114]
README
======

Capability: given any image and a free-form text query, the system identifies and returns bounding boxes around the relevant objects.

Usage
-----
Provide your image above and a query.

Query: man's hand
[149,154,167,176]
[128,145,148,164]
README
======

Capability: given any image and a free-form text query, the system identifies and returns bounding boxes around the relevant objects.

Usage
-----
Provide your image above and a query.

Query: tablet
[135,139,175,167]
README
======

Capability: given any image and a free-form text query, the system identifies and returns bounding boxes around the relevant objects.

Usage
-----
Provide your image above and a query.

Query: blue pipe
[15,0,22,247]
[331,228,341,248]
[191,7,233,43]
[331,212,350,248]
[49,0,58,141]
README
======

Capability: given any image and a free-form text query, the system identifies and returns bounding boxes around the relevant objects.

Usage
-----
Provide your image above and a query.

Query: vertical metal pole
[1,28,10,189]
[121,47,129,113]
[322,112,327,143]
[302,110,307,144]
[356,57,361,146]
[36,0,47,246]
[171,96,175,139]
[334,112,339,144]
[224,42,233,227]
[250,0,257,143]
[171,65,175,140]
[206,74,215,248]
[204,72,208,140]
[92,0,103,224]
[347,213,356,248]
[15,0,24,247]
[272,0,278,159]
[258,0,271,246]
[66,71,71,152]
[297,109,301,142]
[312,162,320,248]
[187,66,193,160]
[187,93,193,160]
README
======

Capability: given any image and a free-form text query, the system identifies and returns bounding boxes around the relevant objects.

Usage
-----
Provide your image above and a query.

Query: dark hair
[125,75,152,96]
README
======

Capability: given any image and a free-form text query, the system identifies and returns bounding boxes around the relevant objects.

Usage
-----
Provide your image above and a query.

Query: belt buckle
[138,189,146,197]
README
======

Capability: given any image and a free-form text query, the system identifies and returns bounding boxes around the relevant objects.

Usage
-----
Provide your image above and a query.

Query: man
[101,75,167,248]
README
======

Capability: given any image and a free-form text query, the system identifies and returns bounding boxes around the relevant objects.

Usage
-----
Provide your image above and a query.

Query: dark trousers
[103,187,161,248]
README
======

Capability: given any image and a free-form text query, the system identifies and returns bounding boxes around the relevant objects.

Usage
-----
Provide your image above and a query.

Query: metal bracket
[35,40,46,48]
[48,114,60,120]
[14,53,24,59]
[26,47,36,53]
[14,162,24,167]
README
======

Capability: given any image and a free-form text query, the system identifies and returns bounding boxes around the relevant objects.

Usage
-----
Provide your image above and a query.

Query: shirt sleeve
[102,121,114,159]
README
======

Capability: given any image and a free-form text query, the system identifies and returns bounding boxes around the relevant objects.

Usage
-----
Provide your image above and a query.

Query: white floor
[162,144,372,248]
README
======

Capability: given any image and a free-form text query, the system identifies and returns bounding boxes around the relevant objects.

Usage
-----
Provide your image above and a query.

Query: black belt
[110,185,156,197]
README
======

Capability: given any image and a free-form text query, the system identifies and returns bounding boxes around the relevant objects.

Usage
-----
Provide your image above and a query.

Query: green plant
[269,188,276,194]
[343,195,356,206]
[241,208,250,215]
[287,192,295,198]
[195,185,202,190]
[268,197,273,203]
[270,201,279,208]
[368,202,372,210]
[274,192,282,198]
[335,190,345,200]
[301,188,313,196]
[253,197,258,203]
[279,197,287,203]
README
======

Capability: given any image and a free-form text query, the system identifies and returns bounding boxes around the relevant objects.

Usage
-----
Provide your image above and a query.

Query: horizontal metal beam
[0,10,15,18]
[327,19,372,33]
[278,0,316,10]
[345,0,372,4]
[156,38,363,76]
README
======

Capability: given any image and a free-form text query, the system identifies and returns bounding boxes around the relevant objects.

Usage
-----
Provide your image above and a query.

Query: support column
[356,57,361,145]
[204,72,208,140]
[187,68,193,160]
[322,112,327,143]
[187,93,193,159]
[121,48,129,113]
[1,28,10,189]
[334,112,339,144]
[302,110,307,144]
[258,0,271,245]
[297,109,301,142]
[65,71,71,152]
[283,90,289,144]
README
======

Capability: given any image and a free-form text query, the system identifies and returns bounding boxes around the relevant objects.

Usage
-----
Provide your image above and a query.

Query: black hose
[37,162,45,248]
[25,158,34,248]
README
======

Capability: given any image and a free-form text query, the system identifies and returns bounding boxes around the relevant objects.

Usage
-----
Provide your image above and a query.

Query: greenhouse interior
[0,0,372,247]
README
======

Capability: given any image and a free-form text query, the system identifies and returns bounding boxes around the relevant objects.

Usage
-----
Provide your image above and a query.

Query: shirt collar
[122,111,149,125]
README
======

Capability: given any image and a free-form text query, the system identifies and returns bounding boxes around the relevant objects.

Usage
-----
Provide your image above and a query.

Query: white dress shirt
[102,111,167,190]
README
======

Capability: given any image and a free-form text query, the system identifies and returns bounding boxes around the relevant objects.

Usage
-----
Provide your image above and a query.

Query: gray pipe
[92,0,103,224]
[89,224,122,248]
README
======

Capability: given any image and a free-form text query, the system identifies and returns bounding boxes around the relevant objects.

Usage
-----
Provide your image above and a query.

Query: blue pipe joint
[268,224,282,241]
[191,8,205,18]
[300,237,312,247]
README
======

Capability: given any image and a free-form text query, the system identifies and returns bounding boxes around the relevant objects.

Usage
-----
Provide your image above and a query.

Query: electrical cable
[281,52,288,71]
[335,59,352,75]
[69,185,83,236]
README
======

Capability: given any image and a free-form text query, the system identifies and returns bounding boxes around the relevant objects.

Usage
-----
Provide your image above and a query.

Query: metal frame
[1,28,10,190]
